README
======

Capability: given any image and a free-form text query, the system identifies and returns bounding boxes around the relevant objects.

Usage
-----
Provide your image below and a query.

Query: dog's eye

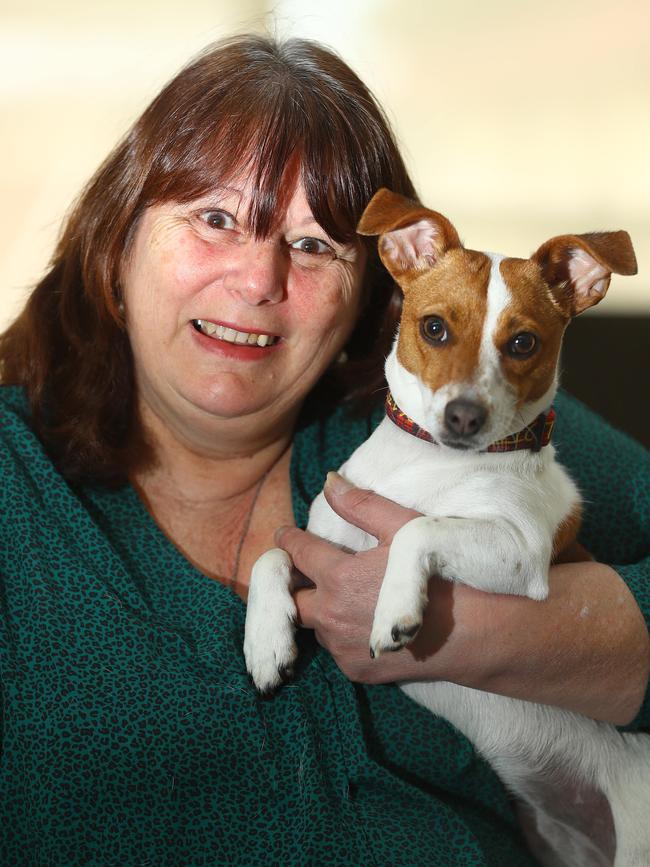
[507,332,538,358]
[421,316,448,344]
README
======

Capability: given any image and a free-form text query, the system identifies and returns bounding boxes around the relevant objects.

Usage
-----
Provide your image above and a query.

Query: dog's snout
[444,399,487,437]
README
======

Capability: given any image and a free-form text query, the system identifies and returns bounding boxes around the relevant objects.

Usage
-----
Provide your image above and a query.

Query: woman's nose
[224,241,287,306]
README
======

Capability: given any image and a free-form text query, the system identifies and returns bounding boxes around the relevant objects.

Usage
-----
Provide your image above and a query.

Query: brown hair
[0,34,416,486]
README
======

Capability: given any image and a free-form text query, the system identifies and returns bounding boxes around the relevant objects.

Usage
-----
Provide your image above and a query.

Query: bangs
[4,34,416,486]
[137,37,406,245]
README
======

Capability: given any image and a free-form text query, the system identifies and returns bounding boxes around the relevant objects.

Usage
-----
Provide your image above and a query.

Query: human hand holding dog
[278,471,445,685]
[282,471,520,687]
[278,473,649,724]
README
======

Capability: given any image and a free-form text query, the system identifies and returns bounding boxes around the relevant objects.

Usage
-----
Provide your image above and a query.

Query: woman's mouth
[191,319,281,347]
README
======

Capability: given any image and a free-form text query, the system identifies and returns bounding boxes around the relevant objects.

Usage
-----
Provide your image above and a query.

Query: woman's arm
[285,473,650,726]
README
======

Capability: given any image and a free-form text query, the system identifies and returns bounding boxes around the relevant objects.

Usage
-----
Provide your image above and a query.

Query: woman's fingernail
[325,471,353,495]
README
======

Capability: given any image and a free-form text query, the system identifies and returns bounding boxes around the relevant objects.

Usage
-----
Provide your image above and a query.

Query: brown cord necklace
[227,469,269,588]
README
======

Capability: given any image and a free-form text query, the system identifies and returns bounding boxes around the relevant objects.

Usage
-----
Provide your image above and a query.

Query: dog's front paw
[369,611,422,658]
[244,608,297,693]
[368,515,434,658]
[369,579,428,657]
[244,549,298,694]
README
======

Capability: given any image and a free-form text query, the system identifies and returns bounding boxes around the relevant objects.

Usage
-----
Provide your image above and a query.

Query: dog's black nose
[444,399,487,437]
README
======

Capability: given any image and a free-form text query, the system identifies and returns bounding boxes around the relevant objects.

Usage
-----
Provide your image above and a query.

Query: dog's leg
[370,515,549,655]
[604,735,650,867]
[245,491,374,693]
[244,549,298,693]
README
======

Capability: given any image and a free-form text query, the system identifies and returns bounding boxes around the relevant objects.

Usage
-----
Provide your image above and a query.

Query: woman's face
[121,179,366,443]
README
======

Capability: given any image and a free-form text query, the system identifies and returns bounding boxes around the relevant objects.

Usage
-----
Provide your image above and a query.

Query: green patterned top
[1,384,648,866]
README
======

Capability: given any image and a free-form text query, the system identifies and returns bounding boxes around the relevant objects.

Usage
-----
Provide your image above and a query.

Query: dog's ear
[532,231,637,316]
[357,188,461,282]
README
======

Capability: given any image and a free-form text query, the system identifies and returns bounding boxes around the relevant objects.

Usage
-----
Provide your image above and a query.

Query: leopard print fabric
[1,385,648,865]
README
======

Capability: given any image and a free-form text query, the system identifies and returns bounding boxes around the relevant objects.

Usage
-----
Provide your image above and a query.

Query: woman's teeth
[192,319,279,347]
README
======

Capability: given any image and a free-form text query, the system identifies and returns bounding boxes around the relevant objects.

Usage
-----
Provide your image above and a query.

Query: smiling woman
[0,40,409,487]
[121,183,365,440]
[0,33,649,867]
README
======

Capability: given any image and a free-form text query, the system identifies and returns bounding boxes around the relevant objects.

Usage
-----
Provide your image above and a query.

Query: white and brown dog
[244,188,648,867]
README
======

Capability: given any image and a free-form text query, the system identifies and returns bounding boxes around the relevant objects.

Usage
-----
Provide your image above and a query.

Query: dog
[244,188,648,866]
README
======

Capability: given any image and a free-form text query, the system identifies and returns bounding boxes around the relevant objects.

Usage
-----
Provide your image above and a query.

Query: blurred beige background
[1,0,648,330]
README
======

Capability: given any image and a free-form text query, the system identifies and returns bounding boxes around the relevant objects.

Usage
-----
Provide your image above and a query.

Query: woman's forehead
[149,142,358,243]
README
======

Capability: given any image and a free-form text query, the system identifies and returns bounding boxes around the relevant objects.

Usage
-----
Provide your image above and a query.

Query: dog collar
[385,392,555,453]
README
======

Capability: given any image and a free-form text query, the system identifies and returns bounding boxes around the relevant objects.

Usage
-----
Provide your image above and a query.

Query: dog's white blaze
[474,253,558,437]
[478,252,510,384]
[465,252,517,440]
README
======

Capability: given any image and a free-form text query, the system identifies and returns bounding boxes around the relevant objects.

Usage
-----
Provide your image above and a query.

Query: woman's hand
[279,473,434,684]
[282,472,505,687]
[278,474,650,725]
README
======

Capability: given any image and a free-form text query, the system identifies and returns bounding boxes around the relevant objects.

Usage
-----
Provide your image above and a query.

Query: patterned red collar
[385,392,555,453]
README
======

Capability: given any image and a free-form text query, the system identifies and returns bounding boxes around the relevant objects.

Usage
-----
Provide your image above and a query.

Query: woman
[0,34,648,865]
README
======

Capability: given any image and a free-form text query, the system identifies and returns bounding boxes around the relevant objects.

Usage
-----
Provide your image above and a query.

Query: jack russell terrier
[244,188,648,867]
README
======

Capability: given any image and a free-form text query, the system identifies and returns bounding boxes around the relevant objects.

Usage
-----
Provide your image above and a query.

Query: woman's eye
[200,210,236,230]
[290,237,335,258]
[507,332,538,358]
[421,315,449,345]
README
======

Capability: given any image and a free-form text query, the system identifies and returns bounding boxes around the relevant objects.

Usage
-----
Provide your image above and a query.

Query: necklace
[226,440,292,587]
[228,470,269,587]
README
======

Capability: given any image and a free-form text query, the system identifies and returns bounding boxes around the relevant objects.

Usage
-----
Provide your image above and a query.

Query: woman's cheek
[168,236,226,297]
[290,265,362,327]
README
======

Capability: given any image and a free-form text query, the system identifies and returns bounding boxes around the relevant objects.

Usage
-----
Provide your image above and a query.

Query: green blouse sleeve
[616,555,650,729]
[553,390,650,729]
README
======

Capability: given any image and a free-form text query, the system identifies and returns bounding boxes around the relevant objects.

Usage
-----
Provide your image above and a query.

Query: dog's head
[358,188,637,450]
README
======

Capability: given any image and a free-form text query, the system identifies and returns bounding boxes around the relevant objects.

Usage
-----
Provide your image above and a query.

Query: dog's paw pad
[391,622,420,643]
[278,661,295,681]
[245,639,298,694]
[384,618,421,650]
[368,637,401,658]
[369,615,422,658]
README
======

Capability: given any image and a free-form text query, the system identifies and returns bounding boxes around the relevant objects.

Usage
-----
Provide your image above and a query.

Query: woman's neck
[131,400,296,593]
[133,397,296,505]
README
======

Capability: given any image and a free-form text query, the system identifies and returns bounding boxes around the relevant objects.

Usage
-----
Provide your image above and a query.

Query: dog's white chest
[313,416,574,547]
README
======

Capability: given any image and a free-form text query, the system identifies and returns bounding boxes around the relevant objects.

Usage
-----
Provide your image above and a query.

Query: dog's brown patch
[496,258,570,407]
[397,249,492,392]
[552,502,583,560]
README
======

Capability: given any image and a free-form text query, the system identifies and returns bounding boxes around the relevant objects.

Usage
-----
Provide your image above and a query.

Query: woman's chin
[180,376,289,424]
[185,391,267,422]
